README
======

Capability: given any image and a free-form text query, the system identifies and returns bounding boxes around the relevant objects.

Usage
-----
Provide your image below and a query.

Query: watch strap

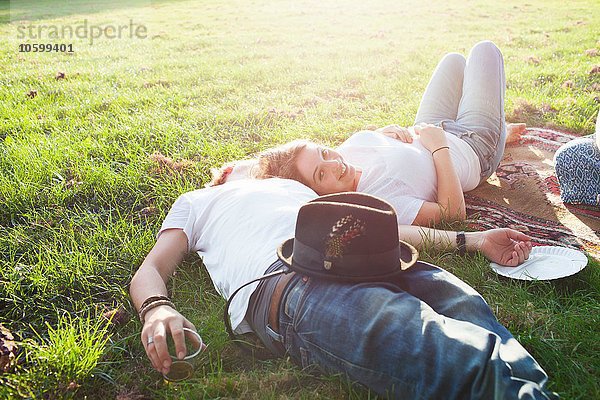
[456,231,466,256]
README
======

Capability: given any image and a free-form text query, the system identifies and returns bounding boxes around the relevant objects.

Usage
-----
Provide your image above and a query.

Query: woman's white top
[159,178,317,332]
[337,130,481,225]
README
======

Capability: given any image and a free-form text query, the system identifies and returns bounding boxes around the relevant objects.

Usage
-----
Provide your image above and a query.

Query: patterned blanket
[465,128,600,260]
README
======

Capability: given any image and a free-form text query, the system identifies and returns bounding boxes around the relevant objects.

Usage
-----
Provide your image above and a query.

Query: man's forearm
[129,229,188,312]
[130,265,171,312]
[398,225,481,252]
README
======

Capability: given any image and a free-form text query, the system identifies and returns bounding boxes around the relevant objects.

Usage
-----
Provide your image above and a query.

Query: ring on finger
[147,336,154,345]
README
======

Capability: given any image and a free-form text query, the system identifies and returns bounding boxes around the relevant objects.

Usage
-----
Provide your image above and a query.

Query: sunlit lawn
[0,0,599,398]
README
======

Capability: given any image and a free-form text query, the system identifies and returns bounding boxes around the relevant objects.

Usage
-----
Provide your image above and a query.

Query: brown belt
[268,272,296,333]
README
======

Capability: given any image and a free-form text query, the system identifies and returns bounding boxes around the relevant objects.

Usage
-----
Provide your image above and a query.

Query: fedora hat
[277,192,418,281]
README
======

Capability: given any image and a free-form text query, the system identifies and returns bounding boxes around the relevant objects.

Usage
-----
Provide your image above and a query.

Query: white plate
[490,246,588,281]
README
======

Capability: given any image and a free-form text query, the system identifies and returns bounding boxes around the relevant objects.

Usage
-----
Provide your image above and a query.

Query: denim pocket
[283,278,309,320]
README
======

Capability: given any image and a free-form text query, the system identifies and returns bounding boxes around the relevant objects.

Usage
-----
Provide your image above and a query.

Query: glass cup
[162,328,204,382]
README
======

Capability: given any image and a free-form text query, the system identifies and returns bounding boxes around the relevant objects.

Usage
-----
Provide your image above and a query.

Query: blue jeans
[277,262,558,399]
[415,41,507,183]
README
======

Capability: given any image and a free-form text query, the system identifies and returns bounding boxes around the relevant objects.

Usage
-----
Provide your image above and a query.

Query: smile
[339,162,347,179]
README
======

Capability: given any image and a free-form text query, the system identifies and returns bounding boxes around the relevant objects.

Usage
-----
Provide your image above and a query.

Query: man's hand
[141,305,204,375]
[467,228,532,267]
[376,124,414,143]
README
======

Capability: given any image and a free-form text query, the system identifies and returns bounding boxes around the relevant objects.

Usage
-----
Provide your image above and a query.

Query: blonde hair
[208,140,312,187]
[254,139,311,185]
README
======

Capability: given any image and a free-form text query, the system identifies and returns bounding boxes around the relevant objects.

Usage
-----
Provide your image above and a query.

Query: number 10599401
[19,43,74,53]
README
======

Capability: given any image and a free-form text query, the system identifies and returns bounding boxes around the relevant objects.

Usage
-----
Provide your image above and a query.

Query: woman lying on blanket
[212,41,518,227]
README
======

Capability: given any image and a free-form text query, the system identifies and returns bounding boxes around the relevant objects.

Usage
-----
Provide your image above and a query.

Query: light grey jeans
[415,41,507,184]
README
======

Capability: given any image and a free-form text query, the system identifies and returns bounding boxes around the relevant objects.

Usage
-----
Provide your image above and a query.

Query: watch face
[163,361,193,382]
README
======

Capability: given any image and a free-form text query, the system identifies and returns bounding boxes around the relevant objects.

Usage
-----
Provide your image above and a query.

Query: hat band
[292,239,400,277]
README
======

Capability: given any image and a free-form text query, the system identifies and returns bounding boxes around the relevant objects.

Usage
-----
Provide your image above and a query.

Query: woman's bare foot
[506,123,527,144]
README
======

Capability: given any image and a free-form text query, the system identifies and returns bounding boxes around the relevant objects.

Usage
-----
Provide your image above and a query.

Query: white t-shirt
[158,178,317,332]
[337,130,480,225]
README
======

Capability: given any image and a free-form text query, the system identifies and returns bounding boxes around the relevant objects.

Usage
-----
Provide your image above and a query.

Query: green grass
[0,0,599,398]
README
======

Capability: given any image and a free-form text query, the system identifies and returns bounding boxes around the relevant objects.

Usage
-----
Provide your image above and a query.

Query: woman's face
[295,143,360,195]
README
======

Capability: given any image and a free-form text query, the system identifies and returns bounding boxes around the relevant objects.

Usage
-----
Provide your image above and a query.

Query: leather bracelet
[456,231,466,256]
[139,299,176,324]
[431,146,450,156]
[139,295,171,312]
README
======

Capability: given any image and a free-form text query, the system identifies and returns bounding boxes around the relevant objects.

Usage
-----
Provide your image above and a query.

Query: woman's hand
[413,123,448,152]
[376,124,414,143]
[467,228,532,267]
[141,305,204,375]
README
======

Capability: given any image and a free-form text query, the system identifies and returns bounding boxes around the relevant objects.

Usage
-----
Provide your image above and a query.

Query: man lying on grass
[130,177,558,399]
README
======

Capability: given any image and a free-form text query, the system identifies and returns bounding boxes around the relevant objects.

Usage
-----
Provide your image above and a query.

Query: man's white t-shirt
[337,131,481,225]
[158,178,317,333]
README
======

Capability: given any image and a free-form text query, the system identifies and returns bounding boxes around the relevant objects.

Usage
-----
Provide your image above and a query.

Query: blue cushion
[554,137,600,206]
